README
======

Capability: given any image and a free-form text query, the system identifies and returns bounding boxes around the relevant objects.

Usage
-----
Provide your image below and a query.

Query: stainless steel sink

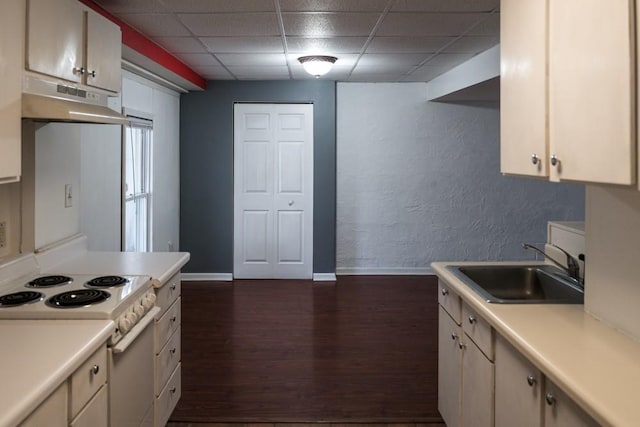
[447,264,584,304]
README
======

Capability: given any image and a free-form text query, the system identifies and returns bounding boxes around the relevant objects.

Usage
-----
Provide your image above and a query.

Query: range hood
[21,74,128,125]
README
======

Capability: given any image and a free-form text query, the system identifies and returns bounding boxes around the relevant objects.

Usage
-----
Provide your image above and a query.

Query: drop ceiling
[94,0,500,83]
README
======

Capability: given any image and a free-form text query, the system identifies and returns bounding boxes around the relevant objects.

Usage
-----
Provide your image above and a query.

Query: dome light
[298,55,338,78]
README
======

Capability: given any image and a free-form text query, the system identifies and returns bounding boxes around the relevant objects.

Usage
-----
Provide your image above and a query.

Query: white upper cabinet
[0,0,25,183]
[27,0,121,93]
[86,9,122,92]
[500,0,548,178]
[501,0,636,186]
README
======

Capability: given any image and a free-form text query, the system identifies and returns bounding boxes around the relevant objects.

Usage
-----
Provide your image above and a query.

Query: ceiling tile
[279,0,389,12]
[216,53,287,67]
[193,65,235,80]
[226,66,290,79]
[173,53,220,66]
[404,65,449,81]
[162,0,274,12]
[358,53,429,67]
[347,73,406,82]
[443,36,499,54]
[199,37,284,53]
[116,13,191,37]
[94,0,167,14]
[282,12,381,37]
[423,53,474,68]
[376,13,487,36]
[179,13,280,36]
[366,36,455,53]
[152,36,206,53]
[467,13,500,36]
[391,0,499,13]
[286,37,368,54]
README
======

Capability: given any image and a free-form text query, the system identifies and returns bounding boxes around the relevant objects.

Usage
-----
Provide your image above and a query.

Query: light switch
[65,184,73,208]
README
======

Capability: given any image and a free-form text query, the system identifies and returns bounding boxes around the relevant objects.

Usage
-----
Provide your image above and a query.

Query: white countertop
[0,320,114,427]
[43,251,190,287]
[432,261,640,427]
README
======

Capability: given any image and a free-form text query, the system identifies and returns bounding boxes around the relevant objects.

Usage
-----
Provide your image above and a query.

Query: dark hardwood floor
[169,276,443,425]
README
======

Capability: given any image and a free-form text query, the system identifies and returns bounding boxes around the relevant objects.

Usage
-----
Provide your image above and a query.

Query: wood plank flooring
[169,276,443,425]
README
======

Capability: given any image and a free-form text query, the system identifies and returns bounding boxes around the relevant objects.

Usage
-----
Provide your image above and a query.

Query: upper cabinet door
[549,0,636,185]
[500,0,548,178]
[86,9,122,92]
[27,0,84,84]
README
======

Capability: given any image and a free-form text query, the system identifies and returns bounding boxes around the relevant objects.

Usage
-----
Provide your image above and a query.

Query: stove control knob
[134,303,145,318]
[119,316,133,334]
[142,292,156,309]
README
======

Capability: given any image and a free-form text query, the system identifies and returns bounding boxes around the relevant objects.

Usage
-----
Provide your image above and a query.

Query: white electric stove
[0,254,155,344]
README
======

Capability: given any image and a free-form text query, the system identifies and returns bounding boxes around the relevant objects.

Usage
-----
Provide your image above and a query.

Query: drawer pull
[170,315,177,323]
[170,386,177,394]
[170,284,177,291]
[545,393,556,406]
[458,341,466,350]
[468,315,476,324]
[451,332,458,341]
[527,375,536,386]
[170,347,176,355]
[91,365,100,375]
[441,288,449,296]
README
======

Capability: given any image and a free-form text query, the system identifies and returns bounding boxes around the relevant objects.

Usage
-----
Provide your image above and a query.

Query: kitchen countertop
[432,261,640,427]
[40,250,190,287]
[0,319,114,427]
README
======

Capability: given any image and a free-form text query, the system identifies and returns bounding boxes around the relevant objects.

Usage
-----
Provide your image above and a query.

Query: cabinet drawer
[70,384,107,427]
[70,345,107,419]
[155,326,181,396]
[462,302,494,361]
[19,383,67,427]
[155,363,181,427]
[155,273,181,315]
[439,280,461,324]
[155,297,181,353]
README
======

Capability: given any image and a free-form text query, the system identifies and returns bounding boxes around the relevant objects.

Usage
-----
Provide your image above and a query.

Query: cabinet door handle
[458,341,466,350]
[531,154,539,165]
[468,315,476,324]
[545,393,556,406]
[550,155,559,166]
[88,70,96,78]
[170,347,177,355]
[526,375,536,386]
[73,66,85,75]
[170,386,177,394]
[441,288,448,296]
[451,332,458,341]
[91,364,100,375]
[170,284,177,291]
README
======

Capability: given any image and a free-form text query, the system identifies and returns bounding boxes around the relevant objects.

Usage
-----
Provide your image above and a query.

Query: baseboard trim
[181,273,233,281]
[336,267,434,276]
[313,273,337,281]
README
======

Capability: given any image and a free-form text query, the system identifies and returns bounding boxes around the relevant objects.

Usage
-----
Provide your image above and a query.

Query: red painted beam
[79,0,206,90]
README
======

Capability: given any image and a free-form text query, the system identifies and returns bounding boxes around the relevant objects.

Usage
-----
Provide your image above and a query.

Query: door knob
[288,200,294,206]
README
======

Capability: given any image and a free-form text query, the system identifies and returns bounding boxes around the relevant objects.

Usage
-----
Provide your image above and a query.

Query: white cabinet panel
[438,306,461,427]
[544,380,599,427]
[461,333,494,427]
[86,9,121,92]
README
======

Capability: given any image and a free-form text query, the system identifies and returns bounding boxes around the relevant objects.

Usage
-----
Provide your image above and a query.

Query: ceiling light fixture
[298,55,338,78]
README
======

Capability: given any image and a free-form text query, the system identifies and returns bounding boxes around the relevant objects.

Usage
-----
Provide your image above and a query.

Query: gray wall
[180,80,336,274]
[336,83,584,272]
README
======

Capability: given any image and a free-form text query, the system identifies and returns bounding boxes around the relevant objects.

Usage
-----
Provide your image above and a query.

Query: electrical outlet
[65,184,73,208]
[0,221,6,249]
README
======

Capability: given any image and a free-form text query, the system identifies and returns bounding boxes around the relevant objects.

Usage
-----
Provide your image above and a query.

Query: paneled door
[233,103,313,279]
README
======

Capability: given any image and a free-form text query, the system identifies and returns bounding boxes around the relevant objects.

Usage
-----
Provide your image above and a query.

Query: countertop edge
[2,320,114,427]
[432,261,636,427]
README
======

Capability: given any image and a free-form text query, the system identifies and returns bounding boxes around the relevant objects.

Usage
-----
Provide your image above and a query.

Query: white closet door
[234,103,313,279]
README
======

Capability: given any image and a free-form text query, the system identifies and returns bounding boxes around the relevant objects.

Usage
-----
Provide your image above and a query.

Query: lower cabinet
[438,280,598,427]
[495,334,599,427]
[20,344,108,427]
[438,301,494,427]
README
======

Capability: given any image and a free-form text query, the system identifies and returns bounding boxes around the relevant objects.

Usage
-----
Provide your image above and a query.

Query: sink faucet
[522,243,582,284]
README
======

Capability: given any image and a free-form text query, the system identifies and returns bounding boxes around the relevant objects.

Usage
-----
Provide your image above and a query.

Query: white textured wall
[336,83,585,273]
